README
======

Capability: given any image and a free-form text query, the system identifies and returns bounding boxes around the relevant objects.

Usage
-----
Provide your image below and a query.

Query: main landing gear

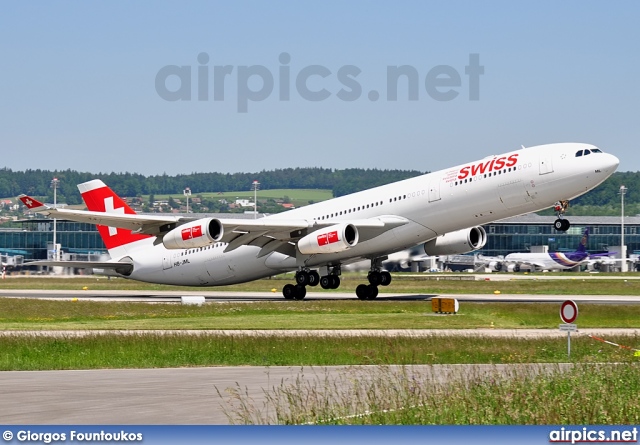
[355,270,392,300]
[355,257,392,300]
[553,200,571,232]
[282,267,340,300]
[281,260,392,301]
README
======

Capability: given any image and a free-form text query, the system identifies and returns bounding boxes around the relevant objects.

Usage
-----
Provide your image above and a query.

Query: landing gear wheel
[283,283,307,300]
[553,200,571,232]
[320,276,332,289]
[380,271,392,286]
[295,271,310,286]
[356,284,369,300]
[320,275,341,290]
[283,283,296,299]
[293,284,307,300]
[367,271,382,286]
[308,270,320,286]
[554,219,570,232]
[356,284,378,300]
[553,219,563,231]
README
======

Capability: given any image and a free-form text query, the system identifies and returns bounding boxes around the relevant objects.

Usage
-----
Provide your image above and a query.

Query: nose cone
[607,153,620,172]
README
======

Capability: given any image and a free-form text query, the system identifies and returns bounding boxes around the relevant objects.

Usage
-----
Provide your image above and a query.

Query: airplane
[483,227,616,272]
[18,142,619,300]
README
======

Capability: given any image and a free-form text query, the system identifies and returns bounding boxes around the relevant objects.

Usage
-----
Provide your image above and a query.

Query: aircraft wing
[503,258,547,269]
[586,256,625,265]
[216,215,409,254]
[18,194,183,235]
[217,215,408,242]
[514,260,546,268]
[19,194,305,239]
[588,252,617,259]
[19,194,408,253]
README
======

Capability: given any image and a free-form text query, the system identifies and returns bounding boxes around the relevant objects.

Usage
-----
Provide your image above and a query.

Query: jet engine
[298,223,359,255]
[162,218,223,249]
[423,226,487,256]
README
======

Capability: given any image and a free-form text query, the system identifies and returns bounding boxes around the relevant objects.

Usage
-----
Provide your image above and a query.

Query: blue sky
[2,1,639,175]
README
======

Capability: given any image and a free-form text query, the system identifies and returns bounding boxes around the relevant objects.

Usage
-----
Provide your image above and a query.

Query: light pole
[183,187,191,214]
[251,180,260,219]
[51,177,59,261]
[620,185,628,272]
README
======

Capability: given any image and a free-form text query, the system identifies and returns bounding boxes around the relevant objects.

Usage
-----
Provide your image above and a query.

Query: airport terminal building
[2,213,640,269]
[0,220,107,266]
[482,214,640,257]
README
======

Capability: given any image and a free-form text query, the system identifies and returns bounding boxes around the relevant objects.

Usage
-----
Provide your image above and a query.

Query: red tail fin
[78,180,151,250]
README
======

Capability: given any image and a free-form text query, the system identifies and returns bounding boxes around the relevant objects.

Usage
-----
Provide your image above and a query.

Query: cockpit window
[576,148,604,156]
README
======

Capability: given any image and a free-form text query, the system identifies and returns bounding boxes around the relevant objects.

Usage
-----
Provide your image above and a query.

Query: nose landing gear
[553,200,571,232]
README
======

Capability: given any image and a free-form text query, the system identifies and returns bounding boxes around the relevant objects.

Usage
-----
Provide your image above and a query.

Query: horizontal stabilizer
[24,260,133,275]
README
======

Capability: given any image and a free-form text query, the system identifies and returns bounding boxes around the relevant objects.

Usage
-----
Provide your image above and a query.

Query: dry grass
[217,363,640,424]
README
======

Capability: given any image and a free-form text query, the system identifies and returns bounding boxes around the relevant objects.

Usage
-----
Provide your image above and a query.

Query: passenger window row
[453,167,517,186]
[315,200,384,221]
[181,243,224,256]
[313,188,427,222]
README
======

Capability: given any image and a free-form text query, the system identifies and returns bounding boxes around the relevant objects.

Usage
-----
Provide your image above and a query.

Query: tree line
[0,167,424,205]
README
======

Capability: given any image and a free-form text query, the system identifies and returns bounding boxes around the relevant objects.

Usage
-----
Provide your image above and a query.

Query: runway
[2,288,640,304]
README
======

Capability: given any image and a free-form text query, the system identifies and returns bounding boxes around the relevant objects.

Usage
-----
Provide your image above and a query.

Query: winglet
[17,194,50,212]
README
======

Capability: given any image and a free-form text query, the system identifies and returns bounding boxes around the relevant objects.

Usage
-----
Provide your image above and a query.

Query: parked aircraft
[484,227,615,272]
[19,143,619,299]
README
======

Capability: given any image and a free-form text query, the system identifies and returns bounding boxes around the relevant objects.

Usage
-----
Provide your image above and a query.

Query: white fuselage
[503,252,588,271]
[112,143,618,286]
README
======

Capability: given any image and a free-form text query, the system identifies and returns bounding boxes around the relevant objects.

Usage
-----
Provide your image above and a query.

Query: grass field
[224,363,640,424]
[1,333,639,371]
[1,299,640,330]
[1,283,639,367]
[2,274,639,424]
